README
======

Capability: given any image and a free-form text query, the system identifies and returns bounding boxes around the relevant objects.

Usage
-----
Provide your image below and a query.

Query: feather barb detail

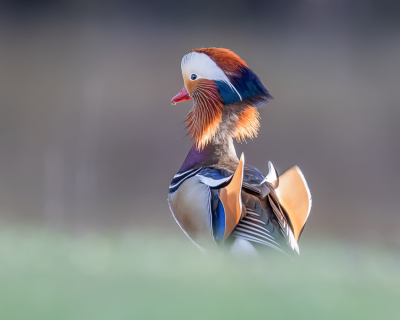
[234,106,260,142]
[184,79,223,150]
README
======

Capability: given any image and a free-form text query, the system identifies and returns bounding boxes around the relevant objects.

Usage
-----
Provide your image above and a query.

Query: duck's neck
[179,134,238,172]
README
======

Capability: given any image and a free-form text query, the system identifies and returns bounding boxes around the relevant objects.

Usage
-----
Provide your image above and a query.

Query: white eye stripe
[181,52,242,101]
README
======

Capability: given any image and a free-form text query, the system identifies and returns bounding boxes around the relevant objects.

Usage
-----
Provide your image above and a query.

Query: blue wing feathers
[213,199,225,243]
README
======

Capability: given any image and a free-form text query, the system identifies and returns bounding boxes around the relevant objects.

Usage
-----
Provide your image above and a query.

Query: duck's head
[172,48,272,149]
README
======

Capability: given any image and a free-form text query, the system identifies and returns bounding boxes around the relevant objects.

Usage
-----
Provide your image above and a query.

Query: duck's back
[168,163,299,256]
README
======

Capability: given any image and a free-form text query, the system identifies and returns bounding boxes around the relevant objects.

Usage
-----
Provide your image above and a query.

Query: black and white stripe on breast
[169,168,202,193]
[169,167,233,194]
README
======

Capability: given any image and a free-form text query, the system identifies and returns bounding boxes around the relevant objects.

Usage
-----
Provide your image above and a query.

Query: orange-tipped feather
[234,106,260,142]
[184,79,223,150]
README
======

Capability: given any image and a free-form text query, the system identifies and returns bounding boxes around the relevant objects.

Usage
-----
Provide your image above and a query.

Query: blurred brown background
[0,0,399,245]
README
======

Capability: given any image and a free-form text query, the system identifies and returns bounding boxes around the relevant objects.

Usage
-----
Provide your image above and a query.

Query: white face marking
[181,52,242,100]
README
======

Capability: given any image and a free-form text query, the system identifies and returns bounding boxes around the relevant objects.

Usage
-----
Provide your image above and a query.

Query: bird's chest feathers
[168,176,215,249]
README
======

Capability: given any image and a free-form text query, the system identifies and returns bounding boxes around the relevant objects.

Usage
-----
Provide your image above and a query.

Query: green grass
[0,228,399,320]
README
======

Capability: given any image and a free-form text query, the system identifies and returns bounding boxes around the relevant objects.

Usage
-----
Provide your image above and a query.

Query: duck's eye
[190,74,198,80]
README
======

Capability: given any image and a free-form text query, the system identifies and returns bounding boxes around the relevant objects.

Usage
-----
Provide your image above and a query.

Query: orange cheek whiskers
[184,80,223,150]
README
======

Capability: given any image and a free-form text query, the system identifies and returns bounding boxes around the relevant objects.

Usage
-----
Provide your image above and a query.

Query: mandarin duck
[168,48,312,256]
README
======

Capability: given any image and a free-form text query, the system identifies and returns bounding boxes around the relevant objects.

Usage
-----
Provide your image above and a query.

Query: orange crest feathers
[191,48,247,74]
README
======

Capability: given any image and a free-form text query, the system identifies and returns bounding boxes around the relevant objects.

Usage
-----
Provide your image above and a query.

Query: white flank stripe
[243,216,266,225]
[238,223,276,242]
[246,210,260,217]
[236,226,277,244]
[240,219,269,233]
